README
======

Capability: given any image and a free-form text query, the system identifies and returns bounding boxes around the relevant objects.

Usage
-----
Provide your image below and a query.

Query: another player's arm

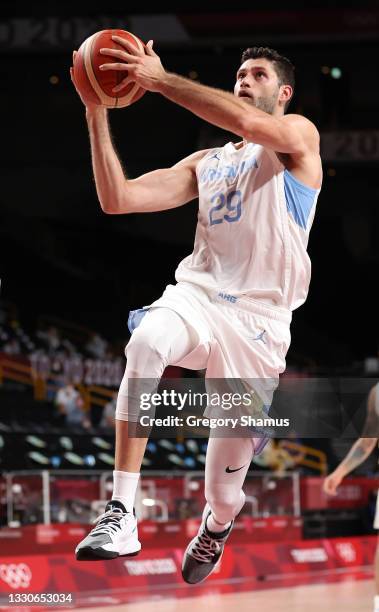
[323,387,379,495]
[85,107,205,214]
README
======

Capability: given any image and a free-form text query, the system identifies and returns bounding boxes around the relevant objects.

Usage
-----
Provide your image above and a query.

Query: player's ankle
[206,513,231,534]
[112,470,140,514]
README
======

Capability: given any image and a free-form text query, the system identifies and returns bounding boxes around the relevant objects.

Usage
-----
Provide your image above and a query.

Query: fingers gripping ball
[73,29,146,108]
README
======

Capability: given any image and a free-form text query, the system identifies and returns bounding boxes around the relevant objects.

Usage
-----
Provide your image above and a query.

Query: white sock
[374,594,379,612]
[112,470,140,514]
[207,512,231,534]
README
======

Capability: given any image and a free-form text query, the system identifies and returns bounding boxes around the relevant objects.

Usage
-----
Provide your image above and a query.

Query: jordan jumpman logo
[252,330,267,344]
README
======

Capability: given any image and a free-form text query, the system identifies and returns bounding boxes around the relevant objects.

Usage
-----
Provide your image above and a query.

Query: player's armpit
[111,149,210,214]
[241,113,320,157]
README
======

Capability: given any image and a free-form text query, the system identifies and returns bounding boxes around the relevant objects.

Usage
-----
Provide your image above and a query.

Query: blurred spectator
[55,383,90,429]
[3,337,21,355]
[85,333,108,359]
[60,339,79,358]
[99,395,116,431]
[37,326,62,353]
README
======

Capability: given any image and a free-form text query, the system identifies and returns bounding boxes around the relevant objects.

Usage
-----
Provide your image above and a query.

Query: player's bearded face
[235,82,281,115]
[244,89,280,115]
[234,59,281,115]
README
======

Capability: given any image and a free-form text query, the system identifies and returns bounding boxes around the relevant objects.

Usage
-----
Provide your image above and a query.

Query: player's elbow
[239,113,280,142]
[100,194,132,215]
[100,199,122,214]
[240,115,306,155]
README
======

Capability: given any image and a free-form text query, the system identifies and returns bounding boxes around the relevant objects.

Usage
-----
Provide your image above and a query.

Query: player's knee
[126,324,167,356]
[125,329,168,375]
[205,489,241,520]
[125,327,151,358]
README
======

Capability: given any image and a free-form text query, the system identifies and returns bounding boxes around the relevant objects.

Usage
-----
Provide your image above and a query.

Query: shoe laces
[190,529,222,563]
[91,506,130,537]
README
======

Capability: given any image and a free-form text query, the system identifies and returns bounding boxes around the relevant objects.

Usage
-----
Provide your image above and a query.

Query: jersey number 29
[209,190,242,226]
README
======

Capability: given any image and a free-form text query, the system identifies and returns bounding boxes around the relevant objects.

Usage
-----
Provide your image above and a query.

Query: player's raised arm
[84,107,206,214]
[155,78,319,157]
[98,38,319,159]
[70,53,206,215]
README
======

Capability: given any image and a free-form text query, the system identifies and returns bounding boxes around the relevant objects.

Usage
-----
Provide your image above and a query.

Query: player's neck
[234,138,248,150]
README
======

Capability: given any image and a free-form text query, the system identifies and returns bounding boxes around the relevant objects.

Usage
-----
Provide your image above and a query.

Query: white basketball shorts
[130,281,292,404]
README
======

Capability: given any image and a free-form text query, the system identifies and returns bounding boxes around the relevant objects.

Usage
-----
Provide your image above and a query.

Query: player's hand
[70,51,100,112]
[99,38,166,93]
[323,470,343,496]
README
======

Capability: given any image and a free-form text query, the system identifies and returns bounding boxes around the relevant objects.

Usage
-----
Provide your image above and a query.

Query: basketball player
[71,41,322,583]
[323,382,379,612]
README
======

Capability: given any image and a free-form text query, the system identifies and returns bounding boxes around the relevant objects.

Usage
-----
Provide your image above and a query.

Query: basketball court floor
[79,579,372,611]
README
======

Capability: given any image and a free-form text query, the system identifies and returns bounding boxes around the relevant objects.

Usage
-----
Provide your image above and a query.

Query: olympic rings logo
[0,563,32,589]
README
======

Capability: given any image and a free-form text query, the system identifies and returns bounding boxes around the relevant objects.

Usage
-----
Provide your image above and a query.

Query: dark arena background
[1,2,379,611]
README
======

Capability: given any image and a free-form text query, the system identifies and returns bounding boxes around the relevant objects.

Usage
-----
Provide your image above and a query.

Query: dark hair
[240,46,295,110]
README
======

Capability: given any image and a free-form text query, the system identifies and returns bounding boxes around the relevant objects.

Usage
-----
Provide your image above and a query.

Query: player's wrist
[334,465,347,480]
[85,105,106,119]
[156,71,178,94]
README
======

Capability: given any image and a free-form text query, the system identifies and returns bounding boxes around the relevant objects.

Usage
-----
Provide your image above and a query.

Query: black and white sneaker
[181,504,233,584]
[75,500,141,561]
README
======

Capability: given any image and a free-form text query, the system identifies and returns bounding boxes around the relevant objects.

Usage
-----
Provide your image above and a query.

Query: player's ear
[279,84,292,106]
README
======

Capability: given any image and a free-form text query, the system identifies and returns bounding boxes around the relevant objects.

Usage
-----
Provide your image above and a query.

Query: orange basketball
[73,29,146,108]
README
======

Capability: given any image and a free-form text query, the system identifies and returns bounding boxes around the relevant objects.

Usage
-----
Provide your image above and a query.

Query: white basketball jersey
[175,142,320,312]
